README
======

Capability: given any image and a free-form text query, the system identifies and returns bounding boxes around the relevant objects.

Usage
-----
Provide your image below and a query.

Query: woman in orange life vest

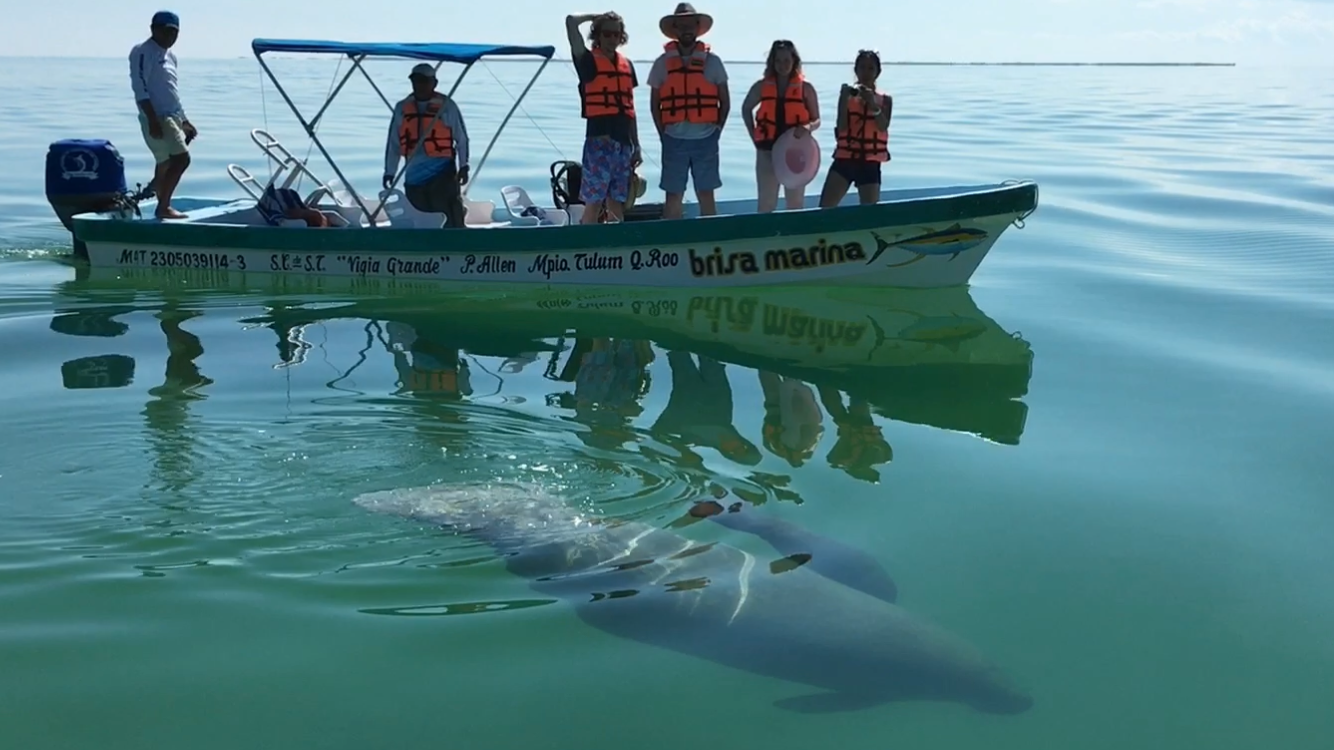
[564,11,643,224]
[740,40,821,213]
[819,49,892,209]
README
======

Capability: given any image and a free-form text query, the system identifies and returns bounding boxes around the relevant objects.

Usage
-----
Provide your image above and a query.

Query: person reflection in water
[385,322,473,400]
[757,371,825,467]
[817,386,893,483]
[649,351,762,467]
[550,337,655,451]
[144,305,214,494]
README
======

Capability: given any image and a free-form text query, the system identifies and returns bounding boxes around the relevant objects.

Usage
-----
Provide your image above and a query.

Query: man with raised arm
[565,10,642,224]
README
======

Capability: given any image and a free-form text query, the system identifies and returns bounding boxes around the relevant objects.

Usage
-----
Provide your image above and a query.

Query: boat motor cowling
[44,138,151,259]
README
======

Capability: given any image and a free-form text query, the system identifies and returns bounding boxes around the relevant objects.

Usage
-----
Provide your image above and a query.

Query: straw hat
[659,2,713,39]
[624,171,648,210]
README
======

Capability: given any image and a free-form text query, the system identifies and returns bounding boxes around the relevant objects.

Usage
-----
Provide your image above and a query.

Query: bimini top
[250,39,556,64]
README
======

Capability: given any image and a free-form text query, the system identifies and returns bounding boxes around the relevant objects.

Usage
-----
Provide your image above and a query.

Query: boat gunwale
[72,180,1038,255]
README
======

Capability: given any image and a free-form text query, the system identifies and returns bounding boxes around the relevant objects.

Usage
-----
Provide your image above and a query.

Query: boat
[47,38,1040,289]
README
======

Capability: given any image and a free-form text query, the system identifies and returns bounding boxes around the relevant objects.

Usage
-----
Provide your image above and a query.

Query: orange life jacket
[753,74,810,144]
[581,51,636,119]
[657,41,720,125]
[834,91,890,162]
[762,420,813,465]
[828,422,891,468]
[398,96,454,159]
[406,366,458,393]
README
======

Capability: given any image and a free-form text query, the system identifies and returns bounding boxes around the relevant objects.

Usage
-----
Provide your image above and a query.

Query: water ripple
[0,391,750,596]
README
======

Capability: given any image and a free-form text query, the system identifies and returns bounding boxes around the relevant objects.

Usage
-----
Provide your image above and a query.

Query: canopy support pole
[308,55,365,130]
[355,63,394,111]
[254,51,375,223]
[465,56,551,196]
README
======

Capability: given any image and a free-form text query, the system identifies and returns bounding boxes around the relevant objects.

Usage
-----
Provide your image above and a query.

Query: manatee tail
[688,500,898,604]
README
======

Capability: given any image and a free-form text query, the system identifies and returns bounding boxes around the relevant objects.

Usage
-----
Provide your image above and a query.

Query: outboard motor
[44,138,153,259]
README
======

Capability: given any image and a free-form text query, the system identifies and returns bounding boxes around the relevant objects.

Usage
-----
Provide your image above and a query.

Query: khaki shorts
[138,112,188,163]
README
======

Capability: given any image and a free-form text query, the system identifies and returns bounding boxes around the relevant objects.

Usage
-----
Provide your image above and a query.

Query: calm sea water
[2,55,1334,749]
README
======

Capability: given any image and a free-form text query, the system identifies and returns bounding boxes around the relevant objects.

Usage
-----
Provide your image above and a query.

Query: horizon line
[0,54,1238,67]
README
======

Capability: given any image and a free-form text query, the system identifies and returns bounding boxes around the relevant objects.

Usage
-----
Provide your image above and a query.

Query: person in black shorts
[819,50,892,208]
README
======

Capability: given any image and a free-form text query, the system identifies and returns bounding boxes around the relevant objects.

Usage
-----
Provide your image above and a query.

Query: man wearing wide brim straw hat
[648,2,729,220]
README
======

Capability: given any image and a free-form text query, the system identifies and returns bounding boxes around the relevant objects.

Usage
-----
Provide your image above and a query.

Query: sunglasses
[599,28,622,38]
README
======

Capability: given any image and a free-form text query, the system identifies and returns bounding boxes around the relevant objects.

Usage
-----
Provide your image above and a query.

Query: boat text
[461,254,517,274]
[535,297,680,316]
[686,295,868,351]
[118,248,247,270]
[271,253,327,273]
[629,248,679,271]
[527,251,633,280]
[335,254,448,276]
[687,240,867,279]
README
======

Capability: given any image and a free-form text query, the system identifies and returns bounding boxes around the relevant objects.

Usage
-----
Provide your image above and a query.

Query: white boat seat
[566,203,585,224]
[464,198,496,224]
[377,188,444,228]
[541,209,569,226]
[500,184,560,226]
[465,199,509,228]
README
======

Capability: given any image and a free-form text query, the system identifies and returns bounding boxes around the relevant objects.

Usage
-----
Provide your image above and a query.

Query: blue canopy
[251,39,556,64]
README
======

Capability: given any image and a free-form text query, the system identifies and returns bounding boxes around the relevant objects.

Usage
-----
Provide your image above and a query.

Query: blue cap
[151,11,179,28]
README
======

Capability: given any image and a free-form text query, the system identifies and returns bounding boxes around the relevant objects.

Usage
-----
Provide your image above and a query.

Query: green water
[2,57,1334,748]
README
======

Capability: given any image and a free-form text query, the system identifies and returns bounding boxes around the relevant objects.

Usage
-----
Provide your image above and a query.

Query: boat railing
[249,128,341,201]
[226,164,265,201]
[226,128,356,209]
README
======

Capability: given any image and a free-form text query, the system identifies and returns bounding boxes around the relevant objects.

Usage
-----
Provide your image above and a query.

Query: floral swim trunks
[579,136,635,205]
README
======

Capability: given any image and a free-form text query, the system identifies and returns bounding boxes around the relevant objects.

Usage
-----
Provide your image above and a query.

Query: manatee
[353,482,1033,715]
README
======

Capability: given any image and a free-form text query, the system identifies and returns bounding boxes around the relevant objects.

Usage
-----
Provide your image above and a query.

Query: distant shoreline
[0,55,1238,67]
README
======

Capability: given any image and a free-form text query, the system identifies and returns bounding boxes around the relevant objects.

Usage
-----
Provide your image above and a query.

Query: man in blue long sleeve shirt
[383,64,470,228]
[128,10,195,219]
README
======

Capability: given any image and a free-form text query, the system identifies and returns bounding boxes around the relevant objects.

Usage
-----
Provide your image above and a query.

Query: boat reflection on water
[49,303,137,390]
[53,266,1034,494]
[47,284,216,495]
[254,283,1033,473]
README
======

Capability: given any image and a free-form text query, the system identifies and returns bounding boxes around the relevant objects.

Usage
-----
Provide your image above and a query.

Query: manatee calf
[353,482,1033,715]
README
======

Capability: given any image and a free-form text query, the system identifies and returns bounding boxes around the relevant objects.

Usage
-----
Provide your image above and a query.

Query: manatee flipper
[689,500,898,604]
[774,692,890,714]
[768,553,812,575]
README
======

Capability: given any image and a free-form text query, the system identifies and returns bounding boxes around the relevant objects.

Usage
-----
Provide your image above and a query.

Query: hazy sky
[3,0,1333,64]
